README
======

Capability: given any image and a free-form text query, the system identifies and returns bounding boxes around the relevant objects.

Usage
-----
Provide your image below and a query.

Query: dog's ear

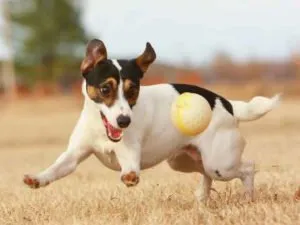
[81,39,107,75]
[136,42,156,73]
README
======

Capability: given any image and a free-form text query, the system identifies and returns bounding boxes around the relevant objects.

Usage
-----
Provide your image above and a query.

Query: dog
[23,39,280,202]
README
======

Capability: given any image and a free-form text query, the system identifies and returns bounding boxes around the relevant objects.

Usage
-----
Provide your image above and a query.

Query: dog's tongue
[101,113,122,139]
[107,122,122,139]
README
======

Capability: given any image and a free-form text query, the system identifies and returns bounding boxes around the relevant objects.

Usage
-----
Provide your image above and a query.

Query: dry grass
[0,96,299,225]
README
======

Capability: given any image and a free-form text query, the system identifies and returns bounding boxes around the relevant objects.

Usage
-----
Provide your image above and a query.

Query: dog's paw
[121,171,139,187]
[23,174,40,188]
[23,174,49,189]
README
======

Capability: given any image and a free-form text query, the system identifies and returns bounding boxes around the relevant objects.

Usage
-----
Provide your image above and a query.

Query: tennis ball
[171,92,212,136]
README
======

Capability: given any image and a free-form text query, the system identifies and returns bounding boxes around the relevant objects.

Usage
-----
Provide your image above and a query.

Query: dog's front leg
[114,142,141,187]
[23,148,91,189]
[23,118,92,189]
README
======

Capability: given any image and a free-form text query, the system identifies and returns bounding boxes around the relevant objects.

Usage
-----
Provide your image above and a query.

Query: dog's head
[80,39,156,142]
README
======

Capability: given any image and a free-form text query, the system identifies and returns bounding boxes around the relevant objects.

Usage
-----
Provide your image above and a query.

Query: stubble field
[0,96,299,225]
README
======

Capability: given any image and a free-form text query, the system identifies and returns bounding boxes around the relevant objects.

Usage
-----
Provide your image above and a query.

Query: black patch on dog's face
[117,59,143,81]
[84,59,144,108]
[84,60,120,87]
[171,83,234,115]
[117,59,143,108]
[81,40,156,109]
[84,60,120,106]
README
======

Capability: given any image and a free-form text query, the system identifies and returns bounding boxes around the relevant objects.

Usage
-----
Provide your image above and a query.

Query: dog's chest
[91,134,122,170]
[93,150,121,171]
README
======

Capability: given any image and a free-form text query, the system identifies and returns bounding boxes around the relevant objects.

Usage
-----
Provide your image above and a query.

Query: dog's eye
[100,85,111,96]
[126,85,138,99]
[129,83,137,90]
[127,83,138,92]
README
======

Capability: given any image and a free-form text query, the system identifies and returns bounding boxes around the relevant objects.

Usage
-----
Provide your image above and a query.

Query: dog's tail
[229,94,282,122]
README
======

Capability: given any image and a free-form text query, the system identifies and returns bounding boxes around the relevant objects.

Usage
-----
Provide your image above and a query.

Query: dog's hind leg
[167,145,212,203]
[201,128,256,201]
[207,160,255,201]
[239,160,255,201]
[167,145,204,173]
[194,174,212,203]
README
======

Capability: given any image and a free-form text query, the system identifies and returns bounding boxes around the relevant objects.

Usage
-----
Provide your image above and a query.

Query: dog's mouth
[100,112,123,142]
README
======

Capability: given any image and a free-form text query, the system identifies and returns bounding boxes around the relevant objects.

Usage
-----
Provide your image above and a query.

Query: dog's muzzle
[101,112,123,142]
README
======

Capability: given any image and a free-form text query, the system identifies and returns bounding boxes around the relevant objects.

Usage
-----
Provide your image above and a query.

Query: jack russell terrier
[23,39,280,202]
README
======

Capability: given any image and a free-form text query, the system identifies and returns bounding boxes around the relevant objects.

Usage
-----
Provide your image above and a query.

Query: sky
[1,0,300,65]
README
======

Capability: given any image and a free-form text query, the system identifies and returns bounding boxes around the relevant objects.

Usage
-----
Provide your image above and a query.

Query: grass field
[0,96,299,225]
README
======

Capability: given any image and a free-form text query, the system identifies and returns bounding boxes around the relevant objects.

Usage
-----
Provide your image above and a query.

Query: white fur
[24,79,280,202]
[230,94,281,122]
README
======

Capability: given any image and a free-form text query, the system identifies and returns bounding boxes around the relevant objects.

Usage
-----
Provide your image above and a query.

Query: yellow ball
[171,92,212,136]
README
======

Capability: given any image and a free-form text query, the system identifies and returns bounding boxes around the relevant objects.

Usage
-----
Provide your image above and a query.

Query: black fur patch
[171,83,234,115]
[117,59,143,82]
[83,59,144,107]
[117,59,143,108]
[84,60,120,87]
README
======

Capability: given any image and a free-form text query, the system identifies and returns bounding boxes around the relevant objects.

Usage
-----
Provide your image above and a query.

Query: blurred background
[1,0,300,100]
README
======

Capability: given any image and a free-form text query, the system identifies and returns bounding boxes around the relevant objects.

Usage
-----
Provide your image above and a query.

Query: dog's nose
[117,115,131,128]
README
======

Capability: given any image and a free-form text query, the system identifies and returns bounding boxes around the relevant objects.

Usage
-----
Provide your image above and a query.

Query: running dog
[23,39,280,202]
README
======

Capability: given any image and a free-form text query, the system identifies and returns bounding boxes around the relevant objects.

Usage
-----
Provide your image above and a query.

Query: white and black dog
[24,39,280,202]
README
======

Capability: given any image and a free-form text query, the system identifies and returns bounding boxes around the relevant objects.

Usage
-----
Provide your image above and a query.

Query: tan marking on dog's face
[86,77,118,107]
[123,79,139,106]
